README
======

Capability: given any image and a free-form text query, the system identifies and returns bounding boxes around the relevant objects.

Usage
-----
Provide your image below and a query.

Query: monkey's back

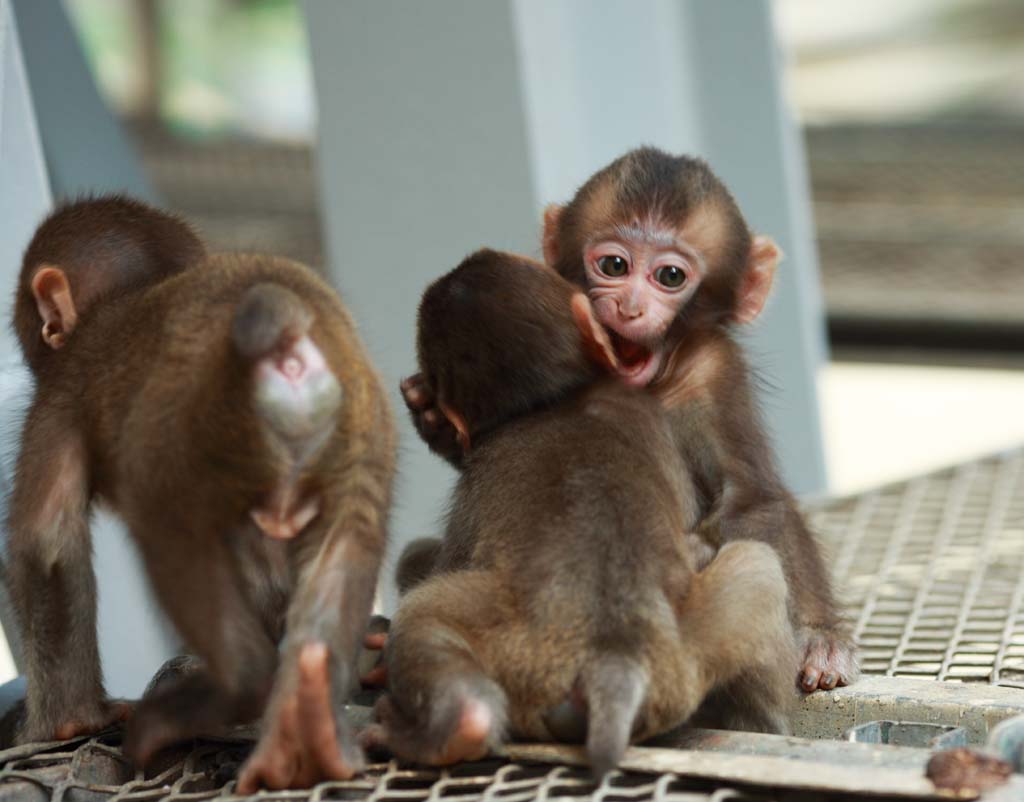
[49,252,392,553]
[442,380,702,737]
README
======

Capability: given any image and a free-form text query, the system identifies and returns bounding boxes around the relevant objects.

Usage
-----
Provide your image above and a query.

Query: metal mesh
[809,447,1024,684]
[0,734,823,802]
[5,448,1024,799]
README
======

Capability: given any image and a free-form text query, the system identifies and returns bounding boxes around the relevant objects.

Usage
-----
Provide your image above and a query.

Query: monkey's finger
[298,642,356,780]
[401,375,432,409]
[360,664,388,688]
[364,632,387,650]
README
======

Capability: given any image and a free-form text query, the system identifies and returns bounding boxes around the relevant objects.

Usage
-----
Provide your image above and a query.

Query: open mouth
[607,330,662,387]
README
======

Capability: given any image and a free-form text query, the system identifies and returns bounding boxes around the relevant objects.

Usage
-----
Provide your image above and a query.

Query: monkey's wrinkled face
[583,224,705,387]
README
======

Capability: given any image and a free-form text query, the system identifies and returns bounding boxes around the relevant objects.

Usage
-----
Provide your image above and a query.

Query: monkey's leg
[717,493,858,692]
[677,541,797,735]
[238,470,391,792]
[125,524,279,765]
[366,571,508,766]
[6,413,128,744]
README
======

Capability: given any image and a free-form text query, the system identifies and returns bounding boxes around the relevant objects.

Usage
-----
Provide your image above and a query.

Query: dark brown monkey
[6,197,395,791]
[370,251,796,776]
[406,149,857,693]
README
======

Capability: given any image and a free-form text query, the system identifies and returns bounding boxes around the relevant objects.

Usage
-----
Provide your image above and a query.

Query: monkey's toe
[798,629,860,692]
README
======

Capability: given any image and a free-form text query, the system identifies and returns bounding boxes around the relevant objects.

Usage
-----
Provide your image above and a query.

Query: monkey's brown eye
[597,255,628,277]
[655,266,686,288]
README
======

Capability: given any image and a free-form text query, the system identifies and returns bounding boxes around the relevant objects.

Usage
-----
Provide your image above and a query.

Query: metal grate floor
[810,446,1024,685]
[0,733,936,802]
[4,447,1024,799]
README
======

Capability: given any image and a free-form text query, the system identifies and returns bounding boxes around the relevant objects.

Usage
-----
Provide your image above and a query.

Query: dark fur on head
[14,195,205,369]
[417,249,599,440]
[553,147,752,325]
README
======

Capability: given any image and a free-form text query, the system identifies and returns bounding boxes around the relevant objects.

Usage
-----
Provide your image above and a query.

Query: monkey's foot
[9,697,132,746]
[798,627,860,692]
[54,700,133,741]
[237,643,364,793]
[367,680,501,766]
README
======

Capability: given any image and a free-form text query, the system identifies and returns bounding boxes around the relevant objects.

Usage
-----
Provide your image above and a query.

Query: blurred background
[59,0,1024,497]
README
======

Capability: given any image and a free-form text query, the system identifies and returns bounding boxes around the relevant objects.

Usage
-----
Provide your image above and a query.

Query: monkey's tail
[582,654,647,779]
[231,283,313,362]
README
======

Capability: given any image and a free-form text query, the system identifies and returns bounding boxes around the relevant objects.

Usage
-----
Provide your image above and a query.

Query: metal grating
[809,447,1024,685]
[4,447,1024,799]
[0,733,842,802]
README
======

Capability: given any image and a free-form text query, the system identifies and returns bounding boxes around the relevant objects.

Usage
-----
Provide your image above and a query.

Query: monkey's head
[417,249,617,450]
[14,195,205,370]
[542,147,781,387]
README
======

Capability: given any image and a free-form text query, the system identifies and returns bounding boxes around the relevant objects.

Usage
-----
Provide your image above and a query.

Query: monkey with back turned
[371,250,797,775]
[404,148,857,693]
[6,196,395,791]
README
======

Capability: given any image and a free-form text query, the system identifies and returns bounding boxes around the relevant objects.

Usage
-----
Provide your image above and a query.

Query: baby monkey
[372,251,796,776]
[7,197,395,791]
[408,148,857,693]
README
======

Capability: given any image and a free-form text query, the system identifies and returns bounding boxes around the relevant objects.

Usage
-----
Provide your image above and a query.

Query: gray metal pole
[305,0,828,609]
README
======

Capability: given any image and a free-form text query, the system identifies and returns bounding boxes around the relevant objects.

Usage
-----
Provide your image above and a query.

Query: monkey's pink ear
[571,294,619,373]
[438,402,471,454]
[541,204,564,266]
[734,236,782,324]
[31,265,78,349]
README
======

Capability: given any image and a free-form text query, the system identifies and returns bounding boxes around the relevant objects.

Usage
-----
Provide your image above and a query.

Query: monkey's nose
[618,302,643,320]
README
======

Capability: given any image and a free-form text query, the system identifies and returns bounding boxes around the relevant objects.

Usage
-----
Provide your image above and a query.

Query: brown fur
[378,251,796,776]
[6,198,395,780]
[547,147,858,691]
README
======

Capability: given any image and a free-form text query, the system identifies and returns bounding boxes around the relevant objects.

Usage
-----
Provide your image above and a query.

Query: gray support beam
[306,0,828,607]
[11,0,155,201]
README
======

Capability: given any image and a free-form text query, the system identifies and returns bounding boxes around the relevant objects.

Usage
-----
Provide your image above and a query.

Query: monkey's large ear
[733,236,782,325]
[438,401,471,454]
[31,266,78,349]
[541,204,564,266]
[570,294,619,373]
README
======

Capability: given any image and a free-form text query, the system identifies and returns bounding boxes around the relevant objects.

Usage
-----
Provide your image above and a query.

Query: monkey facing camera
[6,196,395,792]
[374,250,798,777]
[405,147,859,694]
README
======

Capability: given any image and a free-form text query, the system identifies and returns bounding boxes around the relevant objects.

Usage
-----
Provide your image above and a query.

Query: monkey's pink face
[583,232,704,387]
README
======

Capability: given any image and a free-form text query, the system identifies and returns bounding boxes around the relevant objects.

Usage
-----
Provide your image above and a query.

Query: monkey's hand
[236,643,364,793]
[358,616,390,688]
[401,374,463,468]
[797,625,860,692]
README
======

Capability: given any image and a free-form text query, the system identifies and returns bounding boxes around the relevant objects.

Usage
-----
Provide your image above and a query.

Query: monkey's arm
[238,439,394,792]
[401,374,463,468]
[6,405,129,743]
[710,473,858,692]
